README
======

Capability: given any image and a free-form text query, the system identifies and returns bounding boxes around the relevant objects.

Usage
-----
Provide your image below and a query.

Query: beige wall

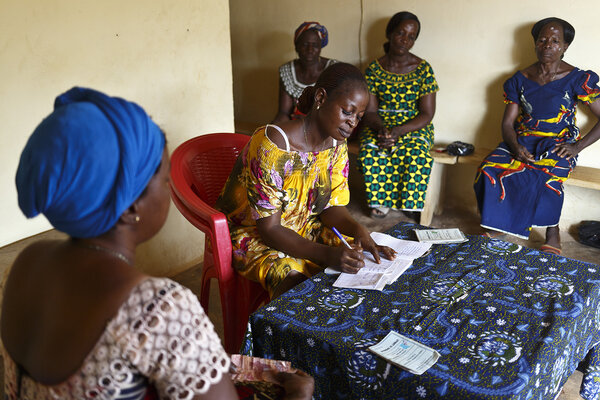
[230,0,600,229]
[1,0,234,275]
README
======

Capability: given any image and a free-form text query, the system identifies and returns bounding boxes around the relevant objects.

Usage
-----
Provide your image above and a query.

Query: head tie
[294,21,329,47]
[16,87,165,238]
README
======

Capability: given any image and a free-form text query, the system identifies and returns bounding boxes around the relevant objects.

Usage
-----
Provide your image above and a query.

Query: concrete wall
[1,0,234,275]
[230,0,600,228]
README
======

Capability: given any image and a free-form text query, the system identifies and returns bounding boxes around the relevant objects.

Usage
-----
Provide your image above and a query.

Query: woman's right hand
[327,244,364,273]
[510,143,535,163]
[376,127,391,148]
[263,369,315,400]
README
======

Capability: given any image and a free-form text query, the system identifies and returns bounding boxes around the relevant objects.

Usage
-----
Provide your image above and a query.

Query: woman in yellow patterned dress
[358,11,438,219]
[217,63,396,299]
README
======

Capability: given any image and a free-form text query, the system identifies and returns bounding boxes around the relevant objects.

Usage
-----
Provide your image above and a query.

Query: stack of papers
[368,331,440,375]
[331,232,431,290]
[413,228,468,244]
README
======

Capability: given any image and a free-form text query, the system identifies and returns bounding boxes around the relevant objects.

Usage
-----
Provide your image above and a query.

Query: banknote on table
[230,354,297,399]
[368,331,440,375]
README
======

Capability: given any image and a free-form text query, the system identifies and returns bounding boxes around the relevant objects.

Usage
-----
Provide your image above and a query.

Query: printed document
[368,331,440,375]
[413,228,468,244]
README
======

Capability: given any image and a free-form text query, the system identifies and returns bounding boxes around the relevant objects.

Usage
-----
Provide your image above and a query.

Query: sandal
[540,244,562,256]
[370,207,390,219]
[483,231,505,239]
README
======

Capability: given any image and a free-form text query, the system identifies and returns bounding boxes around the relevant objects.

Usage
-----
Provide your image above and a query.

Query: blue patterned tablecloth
[241,222,600,399]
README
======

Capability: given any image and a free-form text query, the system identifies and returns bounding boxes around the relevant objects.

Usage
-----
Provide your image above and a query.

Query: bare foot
[370,207,390,219]
[544,226,561,249]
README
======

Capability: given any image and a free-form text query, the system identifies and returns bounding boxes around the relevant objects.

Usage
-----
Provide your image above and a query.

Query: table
[241,222,600,399]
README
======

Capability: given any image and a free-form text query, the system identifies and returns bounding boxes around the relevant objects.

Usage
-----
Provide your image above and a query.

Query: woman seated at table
[217,63,396,299]
[474,17,600,254]
[2,87,313,399]
[271,21,338,125]
[357,11,438,219]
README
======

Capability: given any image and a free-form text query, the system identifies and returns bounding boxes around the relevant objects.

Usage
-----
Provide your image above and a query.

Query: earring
[316,105,320,110]
[135,215,140,223]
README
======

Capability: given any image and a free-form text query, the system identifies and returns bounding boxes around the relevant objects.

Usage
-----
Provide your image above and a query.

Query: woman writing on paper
[217,63,396,299]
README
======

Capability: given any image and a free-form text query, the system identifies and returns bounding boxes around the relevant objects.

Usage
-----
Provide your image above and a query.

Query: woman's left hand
[352,226,397,263]
[552,142,581,159]
[377,126,406,148]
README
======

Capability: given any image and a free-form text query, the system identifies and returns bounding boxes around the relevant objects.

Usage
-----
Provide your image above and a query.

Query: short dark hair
[297,63,367,114]
[383,11,421,53]
[531,17,575,44]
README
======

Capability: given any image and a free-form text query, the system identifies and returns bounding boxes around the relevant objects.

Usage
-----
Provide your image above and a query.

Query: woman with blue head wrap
[271,21,338,124]
[16,86,166,238]
[2,87,314,399]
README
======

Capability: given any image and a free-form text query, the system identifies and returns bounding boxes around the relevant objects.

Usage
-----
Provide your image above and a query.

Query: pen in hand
[331,227,353,249]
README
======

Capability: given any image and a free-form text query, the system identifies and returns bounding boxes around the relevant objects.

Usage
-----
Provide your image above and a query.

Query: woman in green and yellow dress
[217,63,396,299]
[358,11,439,219]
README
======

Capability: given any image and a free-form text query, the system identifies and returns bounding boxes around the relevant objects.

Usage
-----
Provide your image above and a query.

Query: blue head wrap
[16,87,165,238]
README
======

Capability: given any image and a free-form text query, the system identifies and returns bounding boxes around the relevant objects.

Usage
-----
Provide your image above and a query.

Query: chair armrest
[169,181,234,281]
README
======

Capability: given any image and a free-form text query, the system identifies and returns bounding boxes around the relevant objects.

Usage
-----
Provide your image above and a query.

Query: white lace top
[2,277,230,399]
[279,58,338,100]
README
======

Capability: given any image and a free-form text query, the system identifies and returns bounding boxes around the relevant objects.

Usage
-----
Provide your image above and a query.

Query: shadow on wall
[472,22,538,150]
[233,31,291,125]
[444,22,537,215]
[237,66,278,126]
[363,17,388,70]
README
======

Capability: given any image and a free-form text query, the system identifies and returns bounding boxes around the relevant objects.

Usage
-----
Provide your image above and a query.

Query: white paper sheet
[413,228,468,244]
[370,231,432,258]
[333,269,387,290]
[332,232,429,290]
[368,331,440,375]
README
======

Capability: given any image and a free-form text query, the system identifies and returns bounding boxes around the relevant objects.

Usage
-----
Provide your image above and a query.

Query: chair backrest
[170,133,251,280]
[173,133,251,207]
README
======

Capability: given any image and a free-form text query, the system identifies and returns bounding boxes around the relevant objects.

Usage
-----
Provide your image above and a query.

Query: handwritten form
[332,232,431,290]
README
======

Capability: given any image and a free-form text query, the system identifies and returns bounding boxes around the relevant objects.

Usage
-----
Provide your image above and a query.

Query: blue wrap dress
[474,69,600,238]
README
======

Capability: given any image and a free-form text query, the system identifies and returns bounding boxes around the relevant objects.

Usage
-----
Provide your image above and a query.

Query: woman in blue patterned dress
[474,18,600,254]
[357,11,438,219]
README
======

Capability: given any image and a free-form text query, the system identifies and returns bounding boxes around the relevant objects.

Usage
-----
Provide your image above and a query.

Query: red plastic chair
[169,133,269,354]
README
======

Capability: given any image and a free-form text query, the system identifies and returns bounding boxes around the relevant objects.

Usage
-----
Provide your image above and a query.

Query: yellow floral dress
[216,125,349,296]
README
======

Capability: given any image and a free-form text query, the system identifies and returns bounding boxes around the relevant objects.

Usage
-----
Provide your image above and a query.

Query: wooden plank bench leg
[420,161,445,226]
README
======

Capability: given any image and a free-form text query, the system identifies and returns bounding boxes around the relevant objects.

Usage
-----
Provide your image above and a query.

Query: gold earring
[135,216,140,223]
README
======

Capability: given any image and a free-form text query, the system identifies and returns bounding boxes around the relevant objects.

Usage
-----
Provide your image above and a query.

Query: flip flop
[370,207,390,219]
[540,244,562,255]
[483,231,505,239]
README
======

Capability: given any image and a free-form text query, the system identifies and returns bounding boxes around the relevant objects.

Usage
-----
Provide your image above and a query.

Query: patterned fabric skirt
[358,131,433,211]
[474,136,575,238]
[231,221,341,297]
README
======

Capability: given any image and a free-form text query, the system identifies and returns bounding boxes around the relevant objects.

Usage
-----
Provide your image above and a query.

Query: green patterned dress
[358,59,439,211]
